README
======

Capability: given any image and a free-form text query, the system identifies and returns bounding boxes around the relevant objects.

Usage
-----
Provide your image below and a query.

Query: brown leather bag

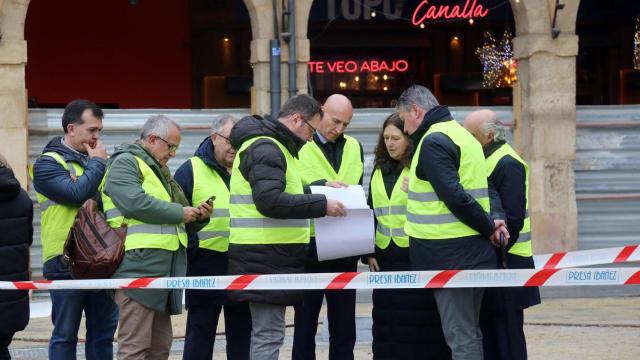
[63,198,127,279]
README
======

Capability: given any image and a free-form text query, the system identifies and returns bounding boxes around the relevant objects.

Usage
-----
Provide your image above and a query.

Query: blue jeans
[49,289,118,360]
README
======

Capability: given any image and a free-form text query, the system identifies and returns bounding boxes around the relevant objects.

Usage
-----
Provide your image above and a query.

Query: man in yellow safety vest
[397,85,509,360]
[227,95,346,360]
[464,109,540,360]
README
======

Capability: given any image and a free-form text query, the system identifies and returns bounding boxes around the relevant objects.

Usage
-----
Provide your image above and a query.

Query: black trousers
[0,332,13,360]
[479,303,527,360]
[292,257,357,360]
[183,302,252,360]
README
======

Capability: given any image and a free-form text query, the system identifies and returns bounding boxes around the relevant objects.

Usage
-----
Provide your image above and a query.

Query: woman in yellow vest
[366,113,451,359]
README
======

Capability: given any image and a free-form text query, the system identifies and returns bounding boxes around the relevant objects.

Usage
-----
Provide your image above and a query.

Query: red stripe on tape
[13,280,52,290]
[543,253,566,269]
[124,277,157,289]
[226,275,259,290]
[615,245,638,263]
[326,272,359,290]
[426,270,461,288]
[525,268,561,287]
[624,270,640,285]
[13,282,37,290]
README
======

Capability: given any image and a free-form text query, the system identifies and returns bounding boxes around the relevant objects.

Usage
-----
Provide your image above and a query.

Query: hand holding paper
[311,185,374,261]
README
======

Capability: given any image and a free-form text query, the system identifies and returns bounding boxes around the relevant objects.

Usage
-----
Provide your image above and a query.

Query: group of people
[0,83,540,360]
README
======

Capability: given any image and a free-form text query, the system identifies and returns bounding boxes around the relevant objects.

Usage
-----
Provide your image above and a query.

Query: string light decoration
[476,29,517,88]
[634,17,640,70]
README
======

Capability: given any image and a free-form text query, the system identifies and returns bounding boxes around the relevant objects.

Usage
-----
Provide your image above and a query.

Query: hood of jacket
[41,136,90,166]
[0,167,20,201]
[108,141,171,192]
[194,136,229,176]
[229,116,306,158]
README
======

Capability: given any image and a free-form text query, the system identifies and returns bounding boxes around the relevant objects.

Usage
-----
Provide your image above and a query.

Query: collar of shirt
[61,138,89,164]
[316,131,329,144]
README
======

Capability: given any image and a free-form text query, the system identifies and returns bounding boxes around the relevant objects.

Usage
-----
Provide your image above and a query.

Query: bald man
[463,110,540,360]
[293,94,363,360]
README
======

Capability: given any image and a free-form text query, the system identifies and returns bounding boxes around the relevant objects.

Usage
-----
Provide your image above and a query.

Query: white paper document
[310,185,375,261]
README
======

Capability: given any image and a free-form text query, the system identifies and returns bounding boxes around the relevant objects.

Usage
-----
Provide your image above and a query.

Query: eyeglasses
[157,136,179,152]
[214,132,230,143]
[302,119,317,135]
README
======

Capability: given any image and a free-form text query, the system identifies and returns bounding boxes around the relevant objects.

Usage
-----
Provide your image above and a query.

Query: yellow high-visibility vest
[486,143,532,257]
[298,135,363,236]
[298,135,363,186]
[102,156,187,251]
[32,152,85,262]
[229,136,310,245]
[405,120,490,239]
[371,167,410,249]
[190,156,230,252]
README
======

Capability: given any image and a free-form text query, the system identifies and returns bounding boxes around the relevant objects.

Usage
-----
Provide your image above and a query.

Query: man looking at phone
[175,114,252,360]
[102,115,211,359]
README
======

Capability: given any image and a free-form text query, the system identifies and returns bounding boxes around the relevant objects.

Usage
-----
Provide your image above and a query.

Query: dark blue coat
[174,137,233,307]
[32,136,106,279]
[0,166,33,335]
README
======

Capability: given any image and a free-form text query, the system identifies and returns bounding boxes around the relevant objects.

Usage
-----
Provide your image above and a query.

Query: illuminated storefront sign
[412,0,489,25]
[309,59,409,73]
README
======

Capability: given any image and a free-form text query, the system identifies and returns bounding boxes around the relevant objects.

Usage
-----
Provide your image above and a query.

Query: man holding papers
[227,95,346,360]
[293,94,364,360]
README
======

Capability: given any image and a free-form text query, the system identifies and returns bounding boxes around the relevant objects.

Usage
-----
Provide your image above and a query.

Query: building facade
[1,0,615,254]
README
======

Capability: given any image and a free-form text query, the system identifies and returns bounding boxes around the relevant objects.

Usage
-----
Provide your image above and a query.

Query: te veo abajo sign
[412,0,489,26]
[309,59,409,74]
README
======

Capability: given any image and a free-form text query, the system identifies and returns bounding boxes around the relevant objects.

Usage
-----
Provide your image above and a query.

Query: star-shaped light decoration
[476,29,517,88]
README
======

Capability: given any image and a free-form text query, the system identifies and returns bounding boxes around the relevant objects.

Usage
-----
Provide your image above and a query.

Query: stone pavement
[9,290,640,359]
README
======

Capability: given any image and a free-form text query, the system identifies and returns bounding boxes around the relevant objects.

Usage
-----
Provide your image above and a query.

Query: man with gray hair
[396,85,508,360]
[103,115,212,359]
[175,114,252,360]
[463,109,540,360]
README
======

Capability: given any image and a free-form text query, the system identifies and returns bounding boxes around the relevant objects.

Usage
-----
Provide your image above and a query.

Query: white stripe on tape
[3,267,640,292]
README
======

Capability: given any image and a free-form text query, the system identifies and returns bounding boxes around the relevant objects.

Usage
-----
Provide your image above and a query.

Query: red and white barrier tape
[533,245,640,269]
[3,267,640,291]
[2,245,638,292]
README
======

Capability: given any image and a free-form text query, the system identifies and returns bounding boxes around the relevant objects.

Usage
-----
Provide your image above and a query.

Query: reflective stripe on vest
[102,155,187,251]
[371,167,410,249]
[486,143,532,257]
[191,156,231,252]
[405,120,490,240]
[229,136,310,245]
[298,134,363,236]
[33,152,86,262]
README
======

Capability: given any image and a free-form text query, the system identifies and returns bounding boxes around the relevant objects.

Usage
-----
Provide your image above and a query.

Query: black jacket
[174,136,233,307]
[0,166,33,334]
[227,116,327,305]
[408,106,496,271]
[32,136,106,279]
[483,141,541,311]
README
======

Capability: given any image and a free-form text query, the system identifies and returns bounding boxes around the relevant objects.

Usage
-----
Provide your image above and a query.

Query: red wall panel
[25,0,191,109]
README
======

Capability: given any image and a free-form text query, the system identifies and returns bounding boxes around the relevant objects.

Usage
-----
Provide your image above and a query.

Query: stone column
[244,0,313,116]
[0,0,30,187]
[511,0,580,253]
